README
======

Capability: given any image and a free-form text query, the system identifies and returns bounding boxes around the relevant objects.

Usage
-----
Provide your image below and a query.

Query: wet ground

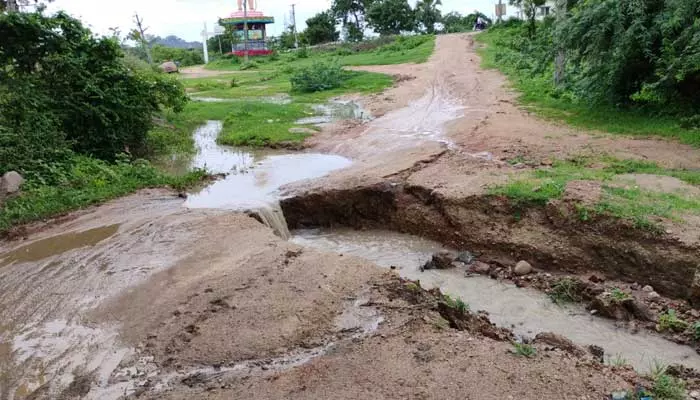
[2,33,700,399]
[292,228,700,372]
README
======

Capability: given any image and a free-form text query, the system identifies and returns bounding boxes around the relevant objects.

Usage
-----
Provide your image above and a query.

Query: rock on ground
[1,171,24,194]
[513,260,533,276]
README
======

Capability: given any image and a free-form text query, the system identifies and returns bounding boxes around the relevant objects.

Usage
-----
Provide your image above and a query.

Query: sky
[45,0,517,42]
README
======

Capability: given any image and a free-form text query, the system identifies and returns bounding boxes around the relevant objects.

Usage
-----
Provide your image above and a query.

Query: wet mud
[3,32,700,399]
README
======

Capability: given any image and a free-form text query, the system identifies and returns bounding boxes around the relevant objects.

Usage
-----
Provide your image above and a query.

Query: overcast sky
[45,0,517,42]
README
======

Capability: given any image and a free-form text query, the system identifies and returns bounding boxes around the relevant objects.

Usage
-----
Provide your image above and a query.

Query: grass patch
[511,342,536,358]
[183,70,392,102]
[204,35,435,72]
[219,102,315,146]
[476,28,700,146]
[651,374,686,400]
[491,156,700,230]
[606,353,629,368]
[657,309,689,333]
[0,156,206,234]
[610,288,631,302]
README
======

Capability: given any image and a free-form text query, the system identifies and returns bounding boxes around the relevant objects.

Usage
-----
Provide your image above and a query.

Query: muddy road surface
[2,33,700,399]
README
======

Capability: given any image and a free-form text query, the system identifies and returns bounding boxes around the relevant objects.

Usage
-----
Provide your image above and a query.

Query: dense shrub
[290,62,344,92]
[151,44,204,67]
[0,11,188,179]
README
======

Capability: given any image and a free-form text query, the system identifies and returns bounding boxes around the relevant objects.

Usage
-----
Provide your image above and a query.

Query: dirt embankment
[280,152,700,304]
[282,33,700,307]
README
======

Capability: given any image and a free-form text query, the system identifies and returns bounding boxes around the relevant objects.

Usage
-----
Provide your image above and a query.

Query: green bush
[290,62,344,93]
[240,60,259,70]
[0,11,188,175]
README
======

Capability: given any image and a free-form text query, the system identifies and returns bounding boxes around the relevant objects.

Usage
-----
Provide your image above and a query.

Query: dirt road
[1,33,698,399]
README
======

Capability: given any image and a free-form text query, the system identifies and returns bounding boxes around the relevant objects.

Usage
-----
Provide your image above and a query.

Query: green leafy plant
[240,61,258,70]
[610,288,631,302]
[512,342,536,358]
[290,62,344,93]
[658,309,689,333]
[693,322,700,341]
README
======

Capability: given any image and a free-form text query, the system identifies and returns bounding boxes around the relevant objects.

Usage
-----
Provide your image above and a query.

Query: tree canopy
[304,11,340,45]
[366,0,415,35]
[414,0,441,34]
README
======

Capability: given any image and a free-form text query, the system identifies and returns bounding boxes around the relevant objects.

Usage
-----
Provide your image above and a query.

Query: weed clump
[548,278,581,304]
[290,62,344,93]
[442,294,469,313]
[657,309,689,333]
[651,374,686,400]
[610,287,631,302]
[512,342,536,358]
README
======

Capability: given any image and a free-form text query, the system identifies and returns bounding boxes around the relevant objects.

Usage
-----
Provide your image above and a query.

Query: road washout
[1,32,700,399]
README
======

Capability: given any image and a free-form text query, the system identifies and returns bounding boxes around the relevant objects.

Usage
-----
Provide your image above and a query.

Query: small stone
[456,251,475,265]
[513,260,533,276]
[642,285,654,292]
[590,310,598,315]
[469,261,491,274]
[421,251,455,270]
[689,390,700,399]
[512,163,526,169]
[647,291,661,299]
[588,274,604,283]
[630,282,640,291]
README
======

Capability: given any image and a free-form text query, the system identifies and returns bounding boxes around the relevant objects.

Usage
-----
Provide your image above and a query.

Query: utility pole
[134,13,153,65]
[201,22,210,64]
[290,3,299,49]
[497,0,503,23]
[243,0,249,62]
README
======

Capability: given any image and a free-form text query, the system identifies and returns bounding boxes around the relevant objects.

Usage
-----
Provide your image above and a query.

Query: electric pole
[290,3,299,49]
[243,0,249,62]
[497,0,503,23]
[134,13,153,65]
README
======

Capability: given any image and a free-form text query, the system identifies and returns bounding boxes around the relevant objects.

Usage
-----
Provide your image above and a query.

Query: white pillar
[202,22,210,64]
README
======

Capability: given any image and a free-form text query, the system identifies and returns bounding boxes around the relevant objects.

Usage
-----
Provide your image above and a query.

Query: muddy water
[295,100,371,125]
[181,121,351,210]
[0,224,119,268]
[291,228,700,373]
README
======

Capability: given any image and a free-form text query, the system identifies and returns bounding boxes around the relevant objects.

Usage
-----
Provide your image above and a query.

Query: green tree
[441,10,492,33]
[331,0,374,41]
[509,0,546,37]
[303,11,339,45]
[0,11,188,178]
[560,0,700,112]
[366,0,415,35]
[414,0,441,34]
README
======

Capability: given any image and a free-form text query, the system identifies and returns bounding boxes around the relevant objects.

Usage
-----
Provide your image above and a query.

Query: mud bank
[280,165,700,305]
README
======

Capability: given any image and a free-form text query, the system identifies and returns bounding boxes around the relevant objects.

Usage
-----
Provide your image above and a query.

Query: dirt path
[2,34,699,399]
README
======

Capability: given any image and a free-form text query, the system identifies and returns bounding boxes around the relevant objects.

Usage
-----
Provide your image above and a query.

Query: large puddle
[0,224,119,268]
[180,121,351,210]
[292,228,700,373]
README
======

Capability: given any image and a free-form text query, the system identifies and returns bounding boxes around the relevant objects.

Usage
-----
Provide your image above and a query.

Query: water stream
[291,228,700,373]
[179,121,350,236]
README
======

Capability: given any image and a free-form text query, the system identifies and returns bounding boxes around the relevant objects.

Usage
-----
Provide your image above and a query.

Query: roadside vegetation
[492,156,700,230]
[476,2,700,146]
[0,12,205,234]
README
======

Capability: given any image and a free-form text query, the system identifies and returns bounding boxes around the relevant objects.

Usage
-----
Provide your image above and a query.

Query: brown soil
[282,33,700,305]
[144,276,637,400]
[3,33,700,400]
